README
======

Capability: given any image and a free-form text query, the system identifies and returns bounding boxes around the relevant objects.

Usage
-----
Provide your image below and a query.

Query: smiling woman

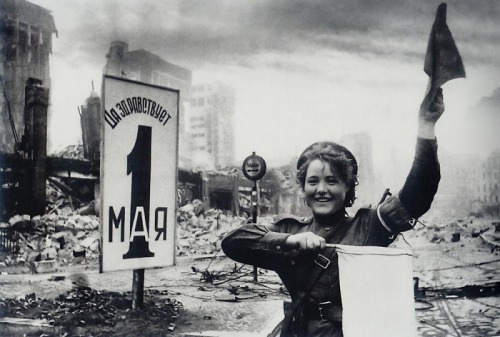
[222,90,445,336]
[297,141,358,209]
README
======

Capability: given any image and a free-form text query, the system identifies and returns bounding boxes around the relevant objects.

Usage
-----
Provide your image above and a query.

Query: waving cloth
[421,2,466,111]
[336,245,416,337]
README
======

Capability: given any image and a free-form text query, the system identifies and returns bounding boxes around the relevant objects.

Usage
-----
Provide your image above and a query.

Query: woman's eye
[327,178,339,184]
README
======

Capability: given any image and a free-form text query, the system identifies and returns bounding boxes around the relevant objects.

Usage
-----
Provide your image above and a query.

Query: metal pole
[252,180,258,223]
[132,269,145,309]
[252,180,258,282]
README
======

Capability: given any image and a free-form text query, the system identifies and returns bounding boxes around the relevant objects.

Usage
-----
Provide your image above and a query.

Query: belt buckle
[314,254,331,269]
[318,301,332,322]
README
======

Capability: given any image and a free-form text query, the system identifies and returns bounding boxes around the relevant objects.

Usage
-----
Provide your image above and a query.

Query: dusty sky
[30,0,500,170]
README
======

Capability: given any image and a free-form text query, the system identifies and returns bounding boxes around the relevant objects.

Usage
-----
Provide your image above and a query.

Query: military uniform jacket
[221,138,440,337]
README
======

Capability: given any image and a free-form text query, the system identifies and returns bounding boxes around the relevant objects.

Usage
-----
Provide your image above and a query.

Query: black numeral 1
[123,125,155,258]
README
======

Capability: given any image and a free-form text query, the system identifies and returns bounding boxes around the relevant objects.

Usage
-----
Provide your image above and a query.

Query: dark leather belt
[303,301,343,322]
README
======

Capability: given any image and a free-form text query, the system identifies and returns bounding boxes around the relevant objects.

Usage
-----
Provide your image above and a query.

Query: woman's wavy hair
[296,141,359,208]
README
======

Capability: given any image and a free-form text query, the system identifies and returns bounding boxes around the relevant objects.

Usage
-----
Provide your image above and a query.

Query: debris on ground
[187,259,285,305]
[0,211,100,273]
[57,145,86,160]
[176,202,242,257]
[0,287,182,330]
[175,200,273,257]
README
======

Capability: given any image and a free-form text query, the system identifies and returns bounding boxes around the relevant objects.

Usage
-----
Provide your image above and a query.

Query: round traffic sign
[242,152,266,181]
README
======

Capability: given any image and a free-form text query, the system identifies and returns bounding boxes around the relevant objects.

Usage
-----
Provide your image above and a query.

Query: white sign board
[100,75,179,272]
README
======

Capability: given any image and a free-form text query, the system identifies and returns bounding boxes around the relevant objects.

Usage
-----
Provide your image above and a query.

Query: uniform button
[276,245,281,250]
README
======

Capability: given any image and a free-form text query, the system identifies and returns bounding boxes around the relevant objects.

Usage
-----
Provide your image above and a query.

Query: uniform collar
[312,208,347,231]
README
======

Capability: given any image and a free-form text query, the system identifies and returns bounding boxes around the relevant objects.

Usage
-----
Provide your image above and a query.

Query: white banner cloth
[336,244,416,337]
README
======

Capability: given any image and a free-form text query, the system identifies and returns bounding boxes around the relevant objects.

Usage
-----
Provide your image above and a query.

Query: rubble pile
[0,211,100,272]
[176,199,275,257]
[176,200,247,257]
[56,144,85,160]
[396,216,500,252]
[1,198,274,271]
[0,287,182,330]
[0,175,100,272]
[422,219,471,244]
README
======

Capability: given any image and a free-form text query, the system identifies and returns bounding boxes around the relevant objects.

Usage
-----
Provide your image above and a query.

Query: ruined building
[339,132,378,209]
[476,150,500,215]
[0,0,57,152]
[103,41,192,165]
[188,82,236,169]
[79,89,101,162]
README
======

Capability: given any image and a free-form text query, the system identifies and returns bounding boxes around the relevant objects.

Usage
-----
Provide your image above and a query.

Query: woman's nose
[317,181,327,193]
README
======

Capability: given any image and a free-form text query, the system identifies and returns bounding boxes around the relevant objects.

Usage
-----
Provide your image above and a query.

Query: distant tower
[80,85,101,162]
[104,40,128,77]
[339,132,377,208]
[188,82,236,169]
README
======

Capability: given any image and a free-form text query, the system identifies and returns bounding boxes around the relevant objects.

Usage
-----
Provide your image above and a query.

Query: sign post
[242,152,267,282]
[100,75,179,307]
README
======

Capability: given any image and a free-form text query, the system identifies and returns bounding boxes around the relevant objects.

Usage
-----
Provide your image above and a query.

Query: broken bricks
[1,210,101,271]
[176,202,254,257]
[31,260,59,274]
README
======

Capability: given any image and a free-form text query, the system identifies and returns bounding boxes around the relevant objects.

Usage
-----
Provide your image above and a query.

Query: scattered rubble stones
[1,211,101,272]
[0,287,181,329]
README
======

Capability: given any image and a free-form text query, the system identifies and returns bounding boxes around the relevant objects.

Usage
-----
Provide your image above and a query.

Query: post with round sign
[242,152,266,282]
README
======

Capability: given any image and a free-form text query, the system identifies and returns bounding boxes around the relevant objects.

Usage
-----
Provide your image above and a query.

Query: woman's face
[304,159,348,217]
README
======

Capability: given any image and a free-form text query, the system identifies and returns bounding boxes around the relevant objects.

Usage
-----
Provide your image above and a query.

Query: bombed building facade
[0,0,56,152]
[339,132,378,209]
[475,150,500,215]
